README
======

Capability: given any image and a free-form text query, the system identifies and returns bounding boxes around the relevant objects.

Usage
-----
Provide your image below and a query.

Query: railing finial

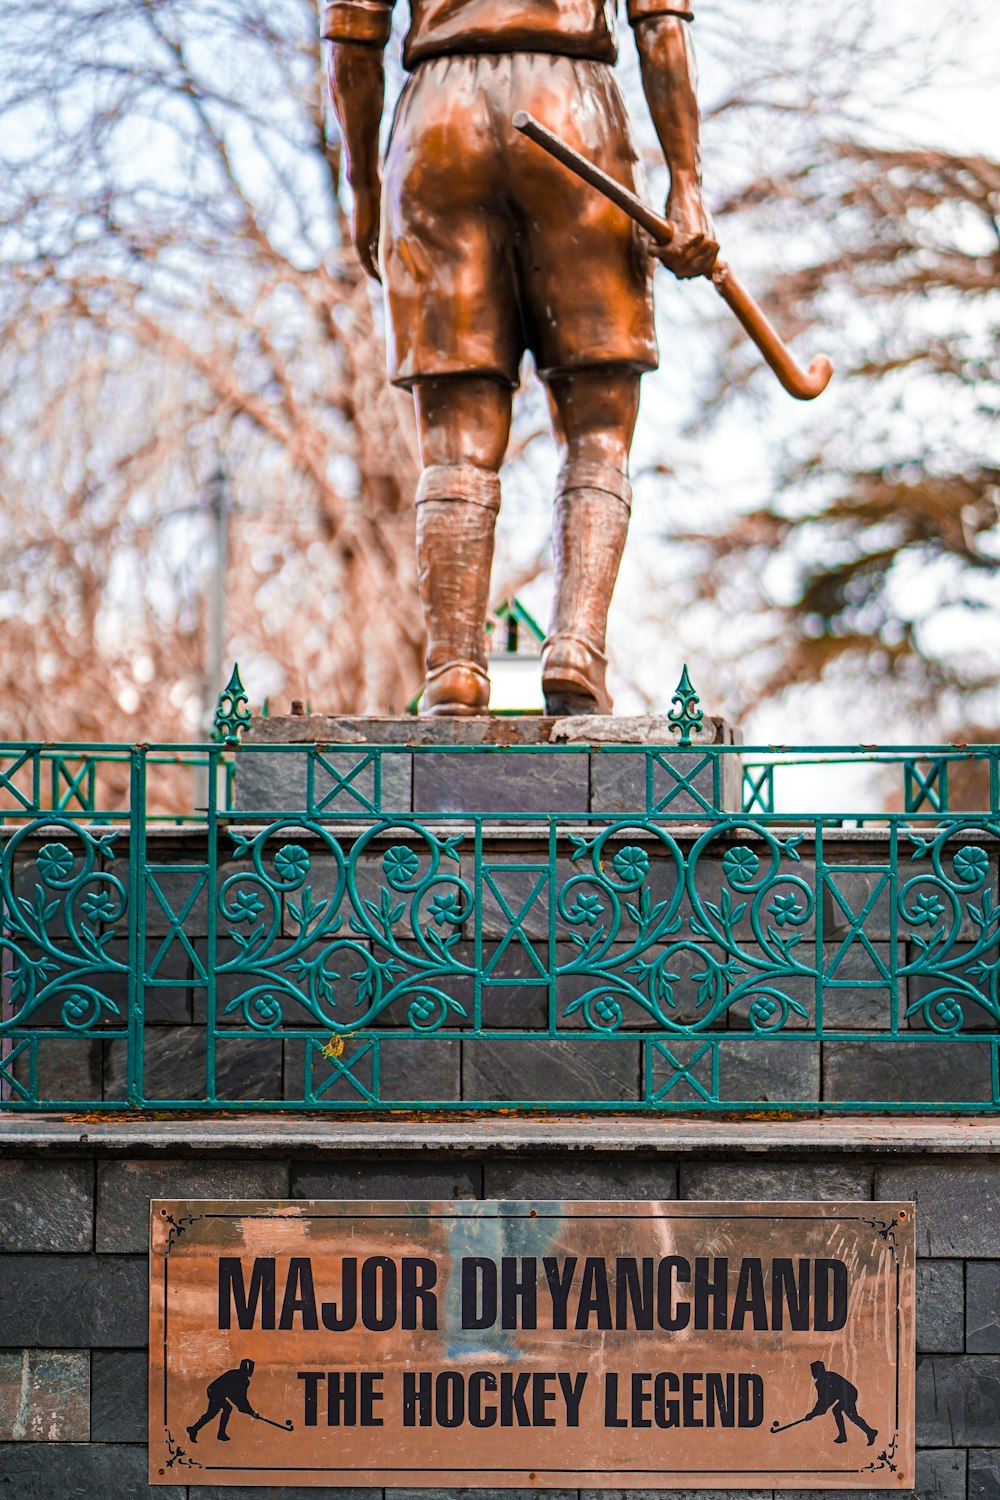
[212,664,252,745]
[668,664,705,749]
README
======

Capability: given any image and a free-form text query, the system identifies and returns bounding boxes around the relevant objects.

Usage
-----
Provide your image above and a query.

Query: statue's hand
[655,182,719,280]
[351,181,382,283]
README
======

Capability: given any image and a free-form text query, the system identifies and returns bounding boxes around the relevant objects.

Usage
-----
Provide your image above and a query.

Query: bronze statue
[324,1,718,717]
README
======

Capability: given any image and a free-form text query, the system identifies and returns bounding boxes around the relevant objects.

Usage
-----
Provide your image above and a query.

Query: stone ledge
[3,1116,1000,1158]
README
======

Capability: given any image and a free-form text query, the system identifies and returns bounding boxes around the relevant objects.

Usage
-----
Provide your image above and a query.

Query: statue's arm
[323,2,394,282]
[629,4,719,278]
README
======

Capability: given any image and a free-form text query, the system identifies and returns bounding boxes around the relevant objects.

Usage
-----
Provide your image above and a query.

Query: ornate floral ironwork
[1,741,999,1113]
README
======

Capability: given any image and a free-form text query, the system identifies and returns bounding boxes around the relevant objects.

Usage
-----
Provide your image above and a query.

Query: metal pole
[205,462,229,733]
[199,462,229,812]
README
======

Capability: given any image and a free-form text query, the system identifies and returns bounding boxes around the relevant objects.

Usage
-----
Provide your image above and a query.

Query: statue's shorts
[381,51,659,388]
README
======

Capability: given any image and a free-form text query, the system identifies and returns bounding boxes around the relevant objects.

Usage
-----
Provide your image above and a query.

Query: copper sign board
[149,1199,914,1489]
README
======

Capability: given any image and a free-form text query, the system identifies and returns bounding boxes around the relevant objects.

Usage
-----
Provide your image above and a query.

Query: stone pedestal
[235,713,743,818]
[0,1116,995,1499]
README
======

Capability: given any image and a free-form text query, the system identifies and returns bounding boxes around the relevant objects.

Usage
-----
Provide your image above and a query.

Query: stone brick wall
[13,821,998,1114]
[1,1133,998,1499]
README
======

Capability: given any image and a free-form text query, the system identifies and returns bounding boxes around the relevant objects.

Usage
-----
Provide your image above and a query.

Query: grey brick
[478,856,573,942]
[0,1256,146,1347]
[283,1035,378,1107]
[292,1160,481,1199]
[876,1162,1000,1257]
[679,1162,872,1201]
[246,712,553,746]
[723,1040,821,1104]
[918,1261,965,1354]
[414,750,588,815]
[104,1025,283,1104]
[650,1039,819,1105]
[284,1037,461,1106]
[464,1037,640,1104]
[0,1352,89,1441]
[0,1159,93,1251]
[0,1443,185,1499]
[782,1448,963,1500]
[970,1449,1000,1500]
[234,743,319,811]
[97,939,192,1024]
[824,1040,993,1104]
[823,865,895,942]
[915,1354,1000,1445]
[236,743,410,815]
[144,861,215,937]
[12,1036,104,1109]
[97,1159,289,1251]
[819,943,900,1030]
[92,1351,147,1442]
[914,1449,967,1500]
[967,1262,1000,1353]
[590,748,732,817]
[484,1159,676,1200]
[472,942,549,1029]
[380,1037,461,1102]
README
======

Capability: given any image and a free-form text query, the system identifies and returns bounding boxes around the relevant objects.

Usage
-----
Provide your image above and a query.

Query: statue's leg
[412,375,513,717]
[541,367,640,717]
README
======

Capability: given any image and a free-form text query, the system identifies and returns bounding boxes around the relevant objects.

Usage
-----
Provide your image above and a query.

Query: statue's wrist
[667,170,702,199]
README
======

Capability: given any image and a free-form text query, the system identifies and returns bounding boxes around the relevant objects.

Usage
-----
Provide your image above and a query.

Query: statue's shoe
[542,633,611,717]
[420,661,490,717]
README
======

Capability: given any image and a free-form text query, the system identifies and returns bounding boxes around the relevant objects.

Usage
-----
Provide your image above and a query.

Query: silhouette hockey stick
[513,111,834,402]
[770,1414,815,1434]
[253,1413,294,1433]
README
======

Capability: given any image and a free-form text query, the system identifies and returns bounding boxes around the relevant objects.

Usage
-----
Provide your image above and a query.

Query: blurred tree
[675,139,1000,730]
[0,0,425,740]
[1,0,994,749]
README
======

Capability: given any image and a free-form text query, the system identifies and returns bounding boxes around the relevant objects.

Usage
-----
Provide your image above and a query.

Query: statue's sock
[415,463,501,713]
[543,459,631,714]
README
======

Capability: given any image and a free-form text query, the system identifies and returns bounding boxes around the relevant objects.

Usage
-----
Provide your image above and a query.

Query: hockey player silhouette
[771,1361,877,1445]
[187,1359,258,1444]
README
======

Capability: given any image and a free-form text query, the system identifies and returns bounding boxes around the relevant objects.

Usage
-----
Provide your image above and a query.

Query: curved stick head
[795,355,834,401]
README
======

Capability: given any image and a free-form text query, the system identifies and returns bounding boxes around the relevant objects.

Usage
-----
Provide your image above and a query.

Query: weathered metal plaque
[149,1200,914,1490]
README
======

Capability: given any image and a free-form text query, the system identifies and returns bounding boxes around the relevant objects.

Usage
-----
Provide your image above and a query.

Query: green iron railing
[1,737,998,1115]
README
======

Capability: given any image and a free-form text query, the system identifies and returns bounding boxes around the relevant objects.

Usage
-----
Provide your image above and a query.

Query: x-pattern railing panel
[0,742,999,1113]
